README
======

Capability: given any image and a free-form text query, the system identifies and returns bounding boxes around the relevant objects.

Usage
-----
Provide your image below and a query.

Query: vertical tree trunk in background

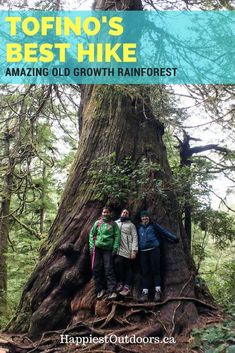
[39,163,46,234]
[7,0,216,343]
[0,127,14,315]
[177,131,228,251]
[178,132,193,250]
[184,199,192,249]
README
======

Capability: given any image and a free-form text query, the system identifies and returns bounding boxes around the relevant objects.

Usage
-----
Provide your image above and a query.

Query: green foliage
[211,260,235,308]
[89,153,133,204]
[202,0,235,10]
[194,209,235,249]
[89,153,165,205]
[7,236,43,318]
[191,315,235,353]
[192,208,235,308]
[170,157,216,211]
[0,233,43,328]
[163,121,235,312]
[198,244,235,308]
[0,85,79,328]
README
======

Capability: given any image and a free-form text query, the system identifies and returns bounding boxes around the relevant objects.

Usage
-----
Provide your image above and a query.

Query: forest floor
[0,305,225,353]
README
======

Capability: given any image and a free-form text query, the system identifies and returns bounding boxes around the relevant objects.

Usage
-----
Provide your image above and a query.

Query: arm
[89,221,98,251]
[154,223,178,243]
[113,222,121,251]
[131,223,138,252]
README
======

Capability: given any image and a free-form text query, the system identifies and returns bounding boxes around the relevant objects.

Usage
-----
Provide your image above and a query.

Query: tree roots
[0,296,220,353]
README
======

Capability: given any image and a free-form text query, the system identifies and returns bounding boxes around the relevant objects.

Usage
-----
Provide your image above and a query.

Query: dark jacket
[138,222,178,250]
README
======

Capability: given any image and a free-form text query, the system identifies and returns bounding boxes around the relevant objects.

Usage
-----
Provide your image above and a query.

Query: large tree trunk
[7,83,214,337]
[6,0,217,348]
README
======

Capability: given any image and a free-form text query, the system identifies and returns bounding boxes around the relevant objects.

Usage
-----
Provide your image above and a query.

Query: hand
[130,251,137,259]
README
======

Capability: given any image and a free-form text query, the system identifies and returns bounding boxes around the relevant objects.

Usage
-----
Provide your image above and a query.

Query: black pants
[93,248,116,293]
[114,255,133,287]
[140,247,161,289]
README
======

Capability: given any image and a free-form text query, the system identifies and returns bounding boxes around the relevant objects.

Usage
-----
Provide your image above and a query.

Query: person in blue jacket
[138,210,178,302]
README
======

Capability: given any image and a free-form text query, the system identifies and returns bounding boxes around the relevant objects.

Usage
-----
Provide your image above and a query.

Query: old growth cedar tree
[7,0,217,345]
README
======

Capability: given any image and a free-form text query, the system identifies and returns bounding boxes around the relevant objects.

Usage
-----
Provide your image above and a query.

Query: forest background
[0,0,234,352]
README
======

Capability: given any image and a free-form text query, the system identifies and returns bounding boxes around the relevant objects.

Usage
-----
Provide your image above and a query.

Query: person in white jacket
[115,209,138,296]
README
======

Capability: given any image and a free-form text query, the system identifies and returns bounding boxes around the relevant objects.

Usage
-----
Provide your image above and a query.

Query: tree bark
[177,132,193,249]
[39,163,46,234]
[0,128,14,315]
[7,0,216,344]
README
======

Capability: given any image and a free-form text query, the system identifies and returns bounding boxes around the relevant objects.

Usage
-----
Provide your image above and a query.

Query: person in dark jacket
[138,210,178,302]
[89,206,121,300]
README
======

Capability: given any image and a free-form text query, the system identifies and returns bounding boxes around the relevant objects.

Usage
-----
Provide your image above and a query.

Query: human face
[102,208,111,217]
[141,216,150,225]
[121,209,129,217]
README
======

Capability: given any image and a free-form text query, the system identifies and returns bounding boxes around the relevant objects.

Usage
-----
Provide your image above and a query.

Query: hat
[140,210,150,217]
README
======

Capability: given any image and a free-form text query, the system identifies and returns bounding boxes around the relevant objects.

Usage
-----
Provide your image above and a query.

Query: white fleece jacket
[116,219,138,258]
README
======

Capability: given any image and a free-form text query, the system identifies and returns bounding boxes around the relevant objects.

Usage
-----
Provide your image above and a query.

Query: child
[89,206,121,299]
[115,209,138,296]
[138,210,178,302]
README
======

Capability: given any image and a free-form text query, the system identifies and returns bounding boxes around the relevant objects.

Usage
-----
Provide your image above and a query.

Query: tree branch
[11,214,41,239]
[202,183,235,213]
[190,144,230,156]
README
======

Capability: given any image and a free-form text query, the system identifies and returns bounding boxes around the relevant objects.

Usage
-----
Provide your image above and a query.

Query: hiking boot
[116,282,123,292]
[154,291,161,302]
[119,286,130,296]
[107,292,117,300]
[97,290,106,299]
[139,292,148,303]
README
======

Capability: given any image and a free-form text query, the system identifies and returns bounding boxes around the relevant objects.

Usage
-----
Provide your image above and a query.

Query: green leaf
[227,345,235,353]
